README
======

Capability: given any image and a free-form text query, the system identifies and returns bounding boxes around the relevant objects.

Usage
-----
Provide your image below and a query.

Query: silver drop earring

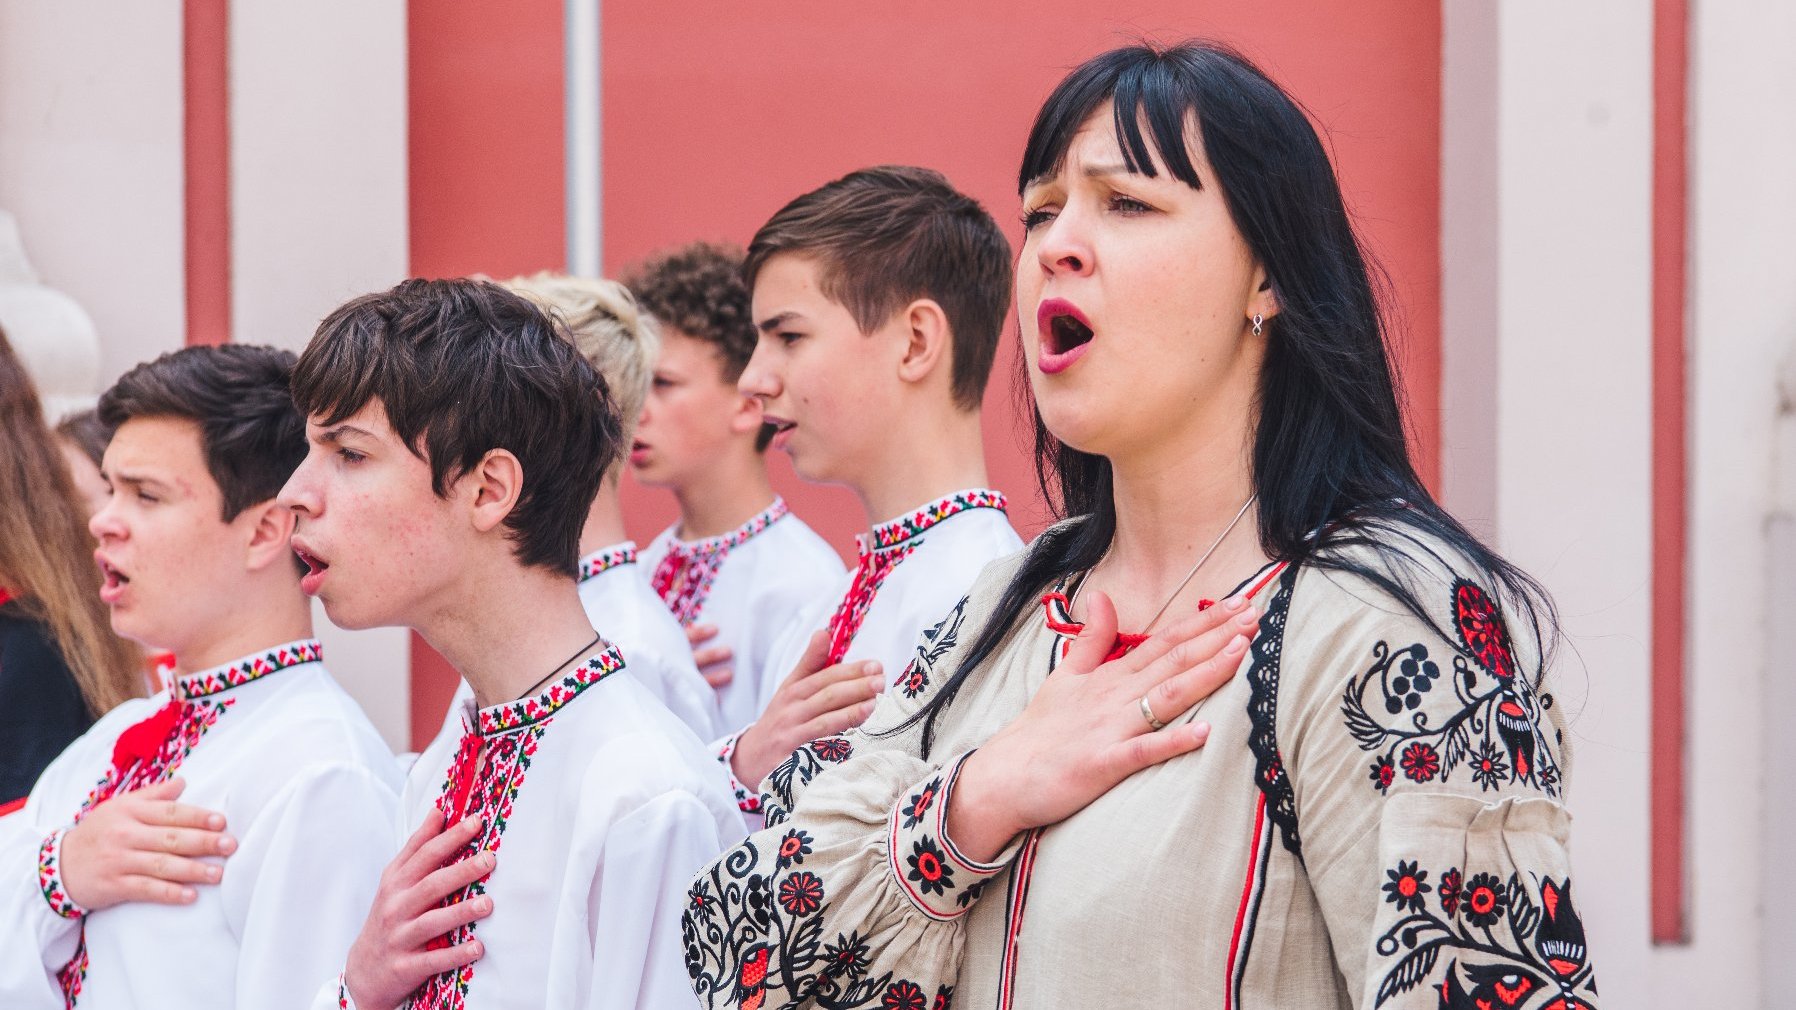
[1251,313,1264,337]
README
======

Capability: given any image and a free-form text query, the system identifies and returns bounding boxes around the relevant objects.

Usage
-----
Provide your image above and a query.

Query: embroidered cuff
[714,729,761,814]
[38,827,86,920]
[335,972,358,1010]
[887,752,1017,921]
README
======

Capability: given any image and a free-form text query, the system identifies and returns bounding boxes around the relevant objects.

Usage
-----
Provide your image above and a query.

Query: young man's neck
[168,581,315,676]
[577,475,630,557]
[851,402,990,527]
[671,445,777,540]
[415,551,600,711]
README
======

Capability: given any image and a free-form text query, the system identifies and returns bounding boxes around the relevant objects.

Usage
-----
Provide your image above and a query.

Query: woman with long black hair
[683,41,1597,1008]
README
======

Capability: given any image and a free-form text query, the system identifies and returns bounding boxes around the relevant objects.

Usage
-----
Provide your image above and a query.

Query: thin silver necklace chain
[1093,493,1258,634]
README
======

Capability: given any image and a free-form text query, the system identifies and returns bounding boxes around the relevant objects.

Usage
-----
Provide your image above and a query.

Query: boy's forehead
[753,254,857,332]
[307,399,396,440]
[102,416,210,496]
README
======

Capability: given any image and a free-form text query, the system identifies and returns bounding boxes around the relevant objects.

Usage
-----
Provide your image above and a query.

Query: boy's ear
[241,500,299,573]
[466,448,524,533]
[727,391,764,437]
[895,298,951,387]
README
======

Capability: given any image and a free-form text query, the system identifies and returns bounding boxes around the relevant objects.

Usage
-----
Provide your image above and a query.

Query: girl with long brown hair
[0,325,143,804]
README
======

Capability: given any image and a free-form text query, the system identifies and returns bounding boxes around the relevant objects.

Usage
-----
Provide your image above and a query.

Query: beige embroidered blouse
[682,529,1598,1009]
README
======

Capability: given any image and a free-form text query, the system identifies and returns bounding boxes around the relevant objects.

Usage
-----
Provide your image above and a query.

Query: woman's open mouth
[1037,298,1095,374]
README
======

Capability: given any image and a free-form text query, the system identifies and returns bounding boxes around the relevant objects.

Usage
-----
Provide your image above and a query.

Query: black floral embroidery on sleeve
[763,735,857,826]
[1341,579,1564,799]
[1373,861,1597,1008]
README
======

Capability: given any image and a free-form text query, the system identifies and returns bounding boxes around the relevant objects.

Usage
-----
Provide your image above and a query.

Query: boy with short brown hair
[718,166,1024,805]
[627,243,843,733]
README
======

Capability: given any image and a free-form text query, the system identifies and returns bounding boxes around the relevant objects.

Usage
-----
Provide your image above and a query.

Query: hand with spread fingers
[342,812,497,1010]
[59,777,234,911]
[729,629,885,788]
[947,590,1261,863]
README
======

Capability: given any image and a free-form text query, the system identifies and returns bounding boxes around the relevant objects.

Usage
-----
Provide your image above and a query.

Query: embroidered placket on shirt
[823,489,1007,665]
[408,645,625,1010]
[650,498,791,627]
[40,638,323,1010]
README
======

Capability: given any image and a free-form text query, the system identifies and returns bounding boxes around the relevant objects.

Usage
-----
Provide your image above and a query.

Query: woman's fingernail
[1224,595,1248,611]
[207,865,222,881]
[1192,722,1212,743]
[218,835,236,854]
[1226,635,1248,655]
[1234,609,1259,627]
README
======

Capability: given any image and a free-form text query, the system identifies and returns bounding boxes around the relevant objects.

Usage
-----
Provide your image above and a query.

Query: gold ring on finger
[1138,695,1167,732]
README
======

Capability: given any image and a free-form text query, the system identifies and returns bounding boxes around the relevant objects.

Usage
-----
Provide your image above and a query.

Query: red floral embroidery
[777,871,825,916]
[37,829,83,919]
[1400,742,1441,783]
[826,490,1008,663]
[651,498,790,626]
[577,543,637,584]
[409,646,622,1010]
[45,639,321,1008]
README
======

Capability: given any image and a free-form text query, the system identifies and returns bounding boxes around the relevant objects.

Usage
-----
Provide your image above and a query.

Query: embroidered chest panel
[406,647,623,1010]
[50,639,322,1009]
[650,498,790,627]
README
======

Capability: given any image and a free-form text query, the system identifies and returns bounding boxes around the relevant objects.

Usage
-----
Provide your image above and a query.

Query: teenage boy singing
[423,273,721,744]
[0,346,399,1010]
[718,166,1024,807]
[626,243,843,732]
[282,279,739,1010]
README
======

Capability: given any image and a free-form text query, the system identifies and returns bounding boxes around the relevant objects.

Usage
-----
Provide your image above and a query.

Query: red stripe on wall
[182,0,231,347]
[405,1,565,748]
[1650,0,1690,946]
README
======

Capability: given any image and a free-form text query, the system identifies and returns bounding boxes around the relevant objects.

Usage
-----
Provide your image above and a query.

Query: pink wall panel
[602,5,1443,553]
[408,4,1442,743]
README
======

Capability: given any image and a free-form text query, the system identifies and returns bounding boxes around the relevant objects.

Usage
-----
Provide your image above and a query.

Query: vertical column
[184,0,231,346]
[565,0,602,277]
[1447,1,1656,1002]
[1672,0,1796,1003]
[230,0,412,750]
[0,2,184,383]
[1648,0,1689,947]
[1439,0,1500,537]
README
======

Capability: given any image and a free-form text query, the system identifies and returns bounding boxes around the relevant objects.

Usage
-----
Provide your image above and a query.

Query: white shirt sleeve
[0,813,76,1008]
[584,791,730,1010]
[220,762,397,1010]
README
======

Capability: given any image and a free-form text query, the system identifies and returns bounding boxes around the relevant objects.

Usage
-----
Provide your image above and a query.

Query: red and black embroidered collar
[473,644,626,736]
[172,638,323,701]
[862,488,1008,554]
[821,490,1008,664]
[577,542,638,584]
[651,498,791,626]
[1040,560,1287,661]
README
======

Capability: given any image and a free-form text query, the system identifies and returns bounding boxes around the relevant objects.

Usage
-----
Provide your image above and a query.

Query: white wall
[1674,1,1796,1004]
[231,0,412,750]
[0,0,185,385]
[1445,3,1796,1006]
[0,0,415,751]
[1443,2,1654,1004]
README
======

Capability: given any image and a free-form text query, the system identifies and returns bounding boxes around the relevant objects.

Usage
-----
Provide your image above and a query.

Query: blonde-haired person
[425,275,720,748]
[0,328,143,807]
